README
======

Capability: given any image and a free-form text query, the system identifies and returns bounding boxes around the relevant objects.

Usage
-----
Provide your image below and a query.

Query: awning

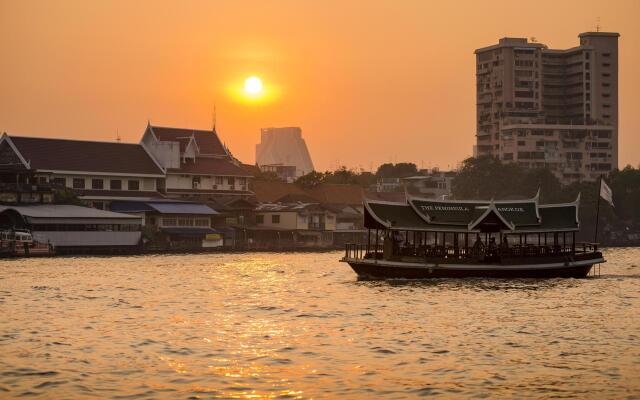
[161,227,218,237]
[148,202,218,215]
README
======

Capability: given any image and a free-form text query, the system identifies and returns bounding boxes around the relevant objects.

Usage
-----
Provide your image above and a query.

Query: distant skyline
[1,0,639,171]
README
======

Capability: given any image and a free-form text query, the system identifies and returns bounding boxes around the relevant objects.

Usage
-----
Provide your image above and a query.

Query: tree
[252,170,282,181]
[295,171,326,188]
[451,156,532,199]
[375,162,418,178]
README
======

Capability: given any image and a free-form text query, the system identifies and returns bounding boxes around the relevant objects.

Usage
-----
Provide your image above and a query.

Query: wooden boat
[341,193,604,279]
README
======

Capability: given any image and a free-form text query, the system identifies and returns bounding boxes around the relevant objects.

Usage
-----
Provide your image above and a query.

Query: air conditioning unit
[212,184,218,189]
[192,182,200,189]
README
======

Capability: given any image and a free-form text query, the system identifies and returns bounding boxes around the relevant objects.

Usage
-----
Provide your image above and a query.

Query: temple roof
[364,194,579,233]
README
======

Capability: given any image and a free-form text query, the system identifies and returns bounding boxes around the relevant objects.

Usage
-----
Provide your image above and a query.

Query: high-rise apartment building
[475,32,619,183]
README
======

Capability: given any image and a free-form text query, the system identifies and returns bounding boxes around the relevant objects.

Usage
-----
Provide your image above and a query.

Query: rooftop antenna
[596,17,601,32]
[116,129,121,143]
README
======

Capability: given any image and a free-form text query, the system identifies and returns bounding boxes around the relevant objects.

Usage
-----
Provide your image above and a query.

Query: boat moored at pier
[341,192,604,279]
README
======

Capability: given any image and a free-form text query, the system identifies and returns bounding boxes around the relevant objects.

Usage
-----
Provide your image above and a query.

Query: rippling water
[1,248,639,399]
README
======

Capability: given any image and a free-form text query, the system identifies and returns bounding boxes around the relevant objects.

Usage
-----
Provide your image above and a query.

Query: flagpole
[593,175,602,244]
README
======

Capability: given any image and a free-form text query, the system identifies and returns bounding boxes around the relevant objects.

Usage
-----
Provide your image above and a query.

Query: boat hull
[343,257,604,279]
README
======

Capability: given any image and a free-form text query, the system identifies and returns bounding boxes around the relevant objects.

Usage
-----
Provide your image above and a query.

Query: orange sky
[1,0,639,171]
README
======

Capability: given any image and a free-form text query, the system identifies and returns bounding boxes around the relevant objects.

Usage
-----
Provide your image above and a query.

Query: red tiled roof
[252,181,368,205]
[365,191,407,202]
[166,188,253,195]
[9,136,164,176]
[166,157,252,176]
[251,181,309,203]
[240,163,262,176]
[308,184,365,206]
[150,125,227,156]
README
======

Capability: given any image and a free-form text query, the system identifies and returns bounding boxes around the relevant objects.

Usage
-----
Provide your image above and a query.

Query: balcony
[308,222,326,230]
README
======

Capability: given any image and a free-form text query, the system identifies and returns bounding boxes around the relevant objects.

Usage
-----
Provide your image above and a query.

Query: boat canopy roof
[364,193,580,233]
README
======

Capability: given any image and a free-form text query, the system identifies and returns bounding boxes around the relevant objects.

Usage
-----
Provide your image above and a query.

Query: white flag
[600,179,614,207]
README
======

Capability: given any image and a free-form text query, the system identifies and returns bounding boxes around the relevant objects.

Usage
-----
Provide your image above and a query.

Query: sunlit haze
[1,0,639,171]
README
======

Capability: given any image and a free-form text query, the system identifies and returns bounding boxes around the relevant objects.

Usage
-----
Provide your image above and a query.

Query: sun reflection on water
[0,250,639,398]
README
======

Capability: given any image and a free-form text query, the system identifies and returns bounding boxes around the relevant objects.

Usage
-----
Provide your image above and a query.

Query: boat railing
[344,243,383,260]
[344,241,600,261]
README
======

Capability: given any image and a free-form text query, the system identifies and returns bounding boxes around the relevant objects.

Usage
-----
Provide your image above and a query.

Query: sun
[244,76,263,95]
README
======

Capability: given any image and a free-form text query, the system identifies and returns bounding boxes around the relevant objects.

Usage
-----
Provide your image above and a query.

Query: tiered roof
[364,193,580,233]
[150,126,227,156]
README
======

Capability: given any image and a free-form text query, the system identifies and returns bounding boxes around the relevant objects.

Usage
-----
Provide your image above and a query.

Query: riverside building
[475,32,619,183]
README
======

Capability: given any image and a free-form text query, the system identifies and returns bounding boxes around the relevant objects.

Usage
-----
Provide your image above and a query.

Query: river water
[0,248,639,399]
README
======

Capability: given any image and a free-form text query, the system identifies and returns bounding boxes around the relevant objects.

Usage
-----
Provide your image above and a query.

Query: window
[110,179,122,190]
[192,176,201,188]
[128,180,139,190]
[91,179,104,190]
[163,217,177,226]
[38,176,47,184]
[194,218,209,227]
[517,141,526,146]
[503,153,513,161]
[256,215,264,224]
[271,214,280,224]
[215,176,223,185]
[72,178,85,189]
[149,217,156,225]
[52,177,66,186]
[227,177,235,185]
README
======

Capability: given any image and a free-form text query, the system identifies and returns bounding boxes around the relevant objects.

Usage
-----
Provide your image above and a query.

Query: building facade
[475,32,619,183]
[0,133,165,209]
[140,124,253,198]
[403,169,455,199]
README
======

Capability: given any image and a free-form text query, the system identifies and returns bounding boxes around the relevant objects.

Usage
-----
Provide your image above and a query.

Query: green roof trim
[364,193,579,233]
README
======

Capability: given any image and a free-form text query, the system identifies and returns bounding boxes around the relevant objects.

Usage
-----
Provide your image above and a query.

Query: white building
[0,133,165,209]
[0,204,142,253]
[475,32,619,183]
[256,127,314,181]
[140,124,253,198]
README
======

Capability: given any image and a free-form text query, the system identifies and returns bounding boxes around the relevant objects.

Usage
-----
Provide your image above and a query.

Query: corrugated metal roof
[147,202,218,215]
[0,204,140,219]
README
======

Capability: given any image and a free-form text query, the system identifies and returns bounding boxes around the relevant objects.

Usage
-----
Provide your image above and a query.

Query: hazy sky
[1,0,639,171]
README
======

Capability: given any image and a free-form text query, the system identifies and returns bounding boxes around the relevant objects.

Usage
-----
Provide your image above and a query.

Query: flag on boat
[599,179,614,207]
